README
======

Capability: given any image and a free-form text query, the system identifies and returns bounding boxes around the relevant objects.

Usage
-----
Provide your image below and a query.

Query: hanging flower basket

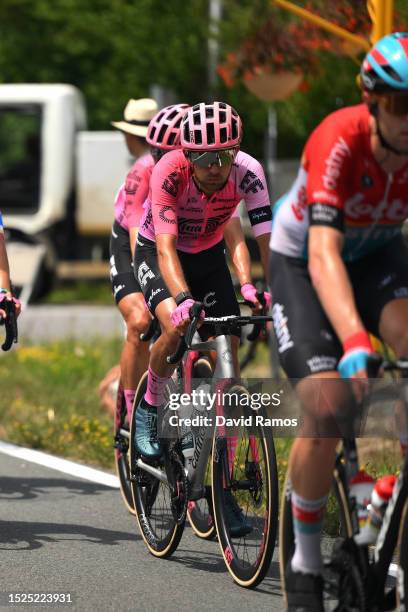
[243,70,303,102]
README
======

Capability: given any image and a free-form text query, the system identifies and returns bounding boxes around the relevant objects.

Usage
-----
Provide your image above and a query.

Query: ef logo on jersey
[137,261,155,288]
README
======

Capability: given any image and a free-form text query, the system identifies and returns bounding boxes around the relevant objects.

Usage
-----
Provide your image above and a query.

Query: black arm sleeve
[309,203,344,232]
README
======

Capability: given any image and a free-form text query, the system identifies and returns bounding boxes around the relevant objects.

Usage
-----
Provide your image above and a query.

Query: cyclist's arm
[0,233,11,292]
[156,233,190,298]
[255,232,271,280]
[224,218,252,286]
[308,224,365,342]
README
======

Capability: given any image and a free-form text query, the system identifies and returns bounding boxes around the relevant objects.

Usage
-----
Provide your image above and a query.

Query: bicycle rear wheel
[279,451,366,610]
[186,357,216,540]
[130,372,185,557]
[113,381,135,514]
[397,497,408,611]
[211,385,278,587]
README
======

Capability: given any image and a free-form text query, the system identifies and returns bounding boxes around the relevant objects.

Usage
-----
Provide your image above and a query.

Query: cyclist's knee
[126,310,151,343]
[391,330,408,358]
[297,375,358,436]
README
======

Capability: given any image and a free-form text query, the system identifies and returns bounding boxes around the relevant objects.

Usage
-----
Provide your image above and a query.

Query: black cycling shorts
[109,220,142,304]
[269,236,408,380]
[134,236,240,339]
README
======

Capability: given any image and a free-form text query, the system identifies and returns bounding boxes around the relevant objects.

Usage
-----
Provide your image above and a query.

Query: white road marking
[0,440,120,488]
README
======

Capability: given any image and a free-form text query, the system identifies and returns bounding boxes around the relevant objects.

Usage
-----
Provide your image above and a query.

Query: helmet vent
[220,127,227,143]
[158,125,167,143]
[207,123,215,144]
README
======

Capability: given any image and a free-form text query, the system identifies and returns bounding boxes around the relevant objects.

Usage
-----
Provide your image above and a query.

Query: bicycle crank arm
[136,459,168,485]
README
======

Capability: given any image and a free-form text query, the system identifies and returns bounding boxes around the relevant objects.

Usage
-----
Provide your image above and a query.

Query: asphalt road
[0,451,284,612]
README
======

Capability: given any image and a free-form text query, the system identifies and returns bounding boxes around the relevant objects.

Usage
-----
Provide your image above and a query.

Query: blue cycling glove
[338,331,374,379]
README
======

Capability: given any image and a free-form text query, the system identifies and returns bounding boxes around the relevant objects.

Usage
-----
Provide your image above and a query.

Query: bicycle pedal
[113,434,128,453]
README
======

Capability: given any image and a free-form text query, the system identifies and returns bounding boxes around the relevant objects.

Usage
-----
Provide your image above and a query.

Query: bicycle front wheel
[211,385,278,587]
[397,497,408,611]
[130,372,185,557]
[113,381,135,515]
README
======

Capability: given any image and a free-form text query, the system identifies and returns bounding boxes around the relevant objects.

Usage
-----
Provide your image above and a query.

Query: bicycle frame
[135,333,236,500]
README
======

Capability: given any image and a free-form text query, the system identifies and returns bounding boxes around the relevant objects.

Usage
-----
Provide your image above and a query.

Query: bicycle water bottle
[349,470,375,531]
[355,474,397,546]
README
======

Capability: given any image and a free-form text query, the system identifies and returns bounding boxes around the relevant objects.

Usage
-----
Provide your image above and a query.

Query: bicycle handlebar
[367,353,408,377]
[166,302,273,364]
[0,300,18,351]
[247,291,267,342]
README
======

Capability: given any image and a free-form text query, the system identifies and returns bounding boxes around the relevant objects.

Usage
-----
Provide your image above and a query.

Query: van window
[0,104,42,214]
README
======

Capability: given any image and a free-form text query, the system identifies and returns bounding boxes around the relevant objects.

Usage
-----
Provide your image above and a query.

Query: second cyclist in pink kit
[110,104,190,420]
[133,101,272,461]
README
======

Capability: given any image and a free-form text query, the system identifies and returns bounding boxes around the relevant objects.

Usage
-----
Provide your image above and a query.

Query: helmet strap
[370,101,408,157]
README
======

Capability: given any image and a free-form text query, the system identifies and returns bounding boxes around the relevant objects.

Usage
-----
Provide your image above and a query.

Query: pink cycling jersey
[139,149,272,253]
[114,152,154,231]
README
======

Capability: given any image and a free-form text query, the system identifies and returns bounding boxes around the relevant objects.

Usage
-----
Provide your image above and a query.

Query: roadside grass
[42,280,113,305]
[0,338,121,469]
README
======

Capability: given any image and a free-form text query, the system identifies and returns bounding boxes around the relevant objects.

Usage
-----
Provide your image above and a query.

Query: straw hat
[111,98,158,137]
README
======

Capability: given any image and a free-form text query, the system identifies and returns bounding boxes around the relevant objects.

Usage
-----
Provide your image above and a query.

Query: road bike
[129,304,279,587]
[279,355,408,611]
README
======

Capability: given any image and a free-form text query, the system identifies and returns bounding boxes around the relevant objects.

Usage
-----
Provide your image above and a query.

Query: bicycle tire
[211,384,278,587]
[130,371,185,557]
[279,453,366,611]
[186,357,216,540]
[113,381,135,515]
[397,497,408,612]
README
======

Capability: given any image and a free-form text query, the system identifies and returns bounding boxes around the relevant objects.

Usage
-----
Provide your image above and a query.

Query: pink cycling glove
[240,283,272,310]
[0,293,21,319]
[170,299,205,328]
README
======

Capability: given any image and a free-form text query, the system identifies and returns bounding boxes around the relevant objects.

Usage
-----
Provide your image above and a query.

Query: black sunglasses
[185,148,237,168]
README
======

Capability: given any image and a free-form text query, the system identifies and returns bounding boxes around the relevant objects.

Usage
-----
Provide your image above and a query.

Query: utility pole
[208,0,222,98]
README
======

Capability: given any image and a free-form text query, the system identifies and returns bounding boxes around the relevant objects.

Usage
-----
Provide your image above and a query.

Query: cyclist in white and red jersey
[133,102,272,465]
[269,33,408,611]
[0,213,21,319]
[110,103,189,420]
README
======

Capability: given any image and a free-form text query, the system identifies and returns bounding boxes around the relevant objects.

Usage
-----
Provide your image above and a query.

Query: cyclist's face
[188,149,236,194]
[377,94,408,154]
[192,161,232,193]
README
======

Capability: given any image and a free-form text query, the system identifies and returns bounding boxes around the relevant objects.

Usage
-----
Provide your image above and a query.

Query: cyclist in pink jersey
[133,102,272,469]
[269,33,408,611]
[110,103,189,420]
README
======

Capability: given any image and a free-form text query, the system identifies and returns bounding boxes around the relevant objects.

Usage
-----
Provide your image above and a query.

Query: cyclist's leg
[270,251,353,608]
[117,292,151,419]
[110,221,151,419]
[379,300,408,459]
[351,237,408,459]
[133,239,182,456]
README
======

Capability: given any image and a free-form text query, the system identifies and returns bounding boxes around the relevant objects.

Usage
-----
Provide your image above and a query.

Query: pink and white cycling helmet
[146,103,189,150]
[181,101,242,150]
